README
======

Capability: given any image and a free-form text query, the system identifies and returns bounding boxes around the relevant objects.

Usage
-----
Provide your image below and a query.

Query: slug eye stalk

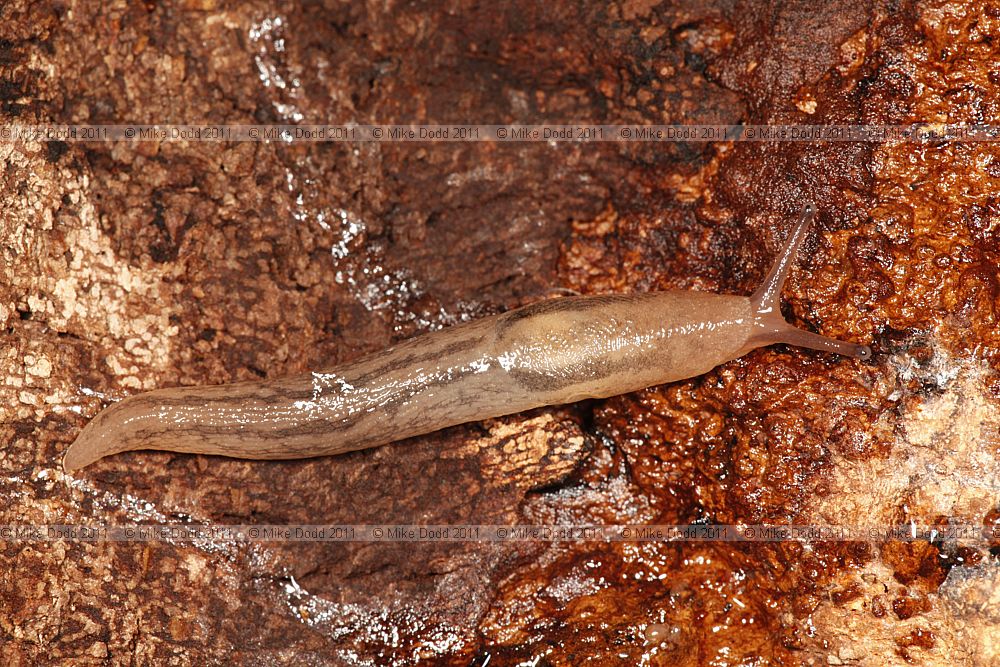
[745,203,872,361]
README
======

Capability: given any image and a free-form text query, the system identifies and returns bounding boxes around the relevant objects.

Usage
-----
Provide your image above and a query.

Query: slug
[63,204,870,471]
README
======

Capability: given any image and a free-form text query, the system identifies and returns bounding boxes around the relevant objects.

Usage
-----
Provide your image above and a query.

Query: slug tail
[62,445,91,473]
[62,397,141,472]
[744,203,871,361]
[63,445,93,473]
[63,423,110,472]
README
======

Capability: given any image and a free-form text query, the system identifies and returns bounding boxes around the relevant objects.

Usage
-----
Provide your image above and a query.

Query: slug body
[63,205,870,471]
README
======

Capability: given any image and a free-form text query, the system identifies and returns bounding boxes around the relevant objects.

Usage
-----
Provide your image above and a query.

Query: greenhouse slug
[63,204,870,471]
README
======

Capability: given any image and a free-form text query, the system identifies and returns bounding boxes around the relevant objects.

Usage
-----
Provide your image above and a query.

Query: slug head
[743,203,871,361]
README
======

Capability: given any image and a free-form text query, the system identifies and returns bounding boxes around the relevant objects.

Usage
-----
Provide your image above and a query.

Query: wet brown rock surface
[2,0,999,664]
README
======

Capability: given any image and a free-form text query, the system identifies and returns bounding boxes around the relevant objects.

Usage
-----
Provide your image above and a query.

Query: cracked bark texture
[2,0,1000,665]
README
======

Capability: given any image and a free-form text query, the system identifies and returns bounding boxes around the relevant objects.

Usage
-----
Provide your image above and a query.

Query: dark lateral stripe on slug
[346,328,488,388]
[123,423,329,458]
[106,329,492,413]
[506,356,617,393]
[119,355,500,450]
[268,357,500,440]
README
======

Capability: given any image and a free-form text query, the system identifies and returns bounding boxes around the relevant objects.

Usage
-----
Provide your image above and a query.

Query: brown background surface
[2,0,999,664]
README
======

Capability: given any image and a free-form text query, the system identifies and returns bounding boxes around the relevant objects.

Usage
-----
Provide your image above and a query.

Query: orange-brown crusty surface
[2,0,999,665]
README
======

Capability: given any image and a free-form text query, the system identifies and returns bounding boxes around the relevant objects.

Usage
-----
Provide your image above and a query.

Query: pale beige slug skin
[62,291,753,471]
[64,204,874,471]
